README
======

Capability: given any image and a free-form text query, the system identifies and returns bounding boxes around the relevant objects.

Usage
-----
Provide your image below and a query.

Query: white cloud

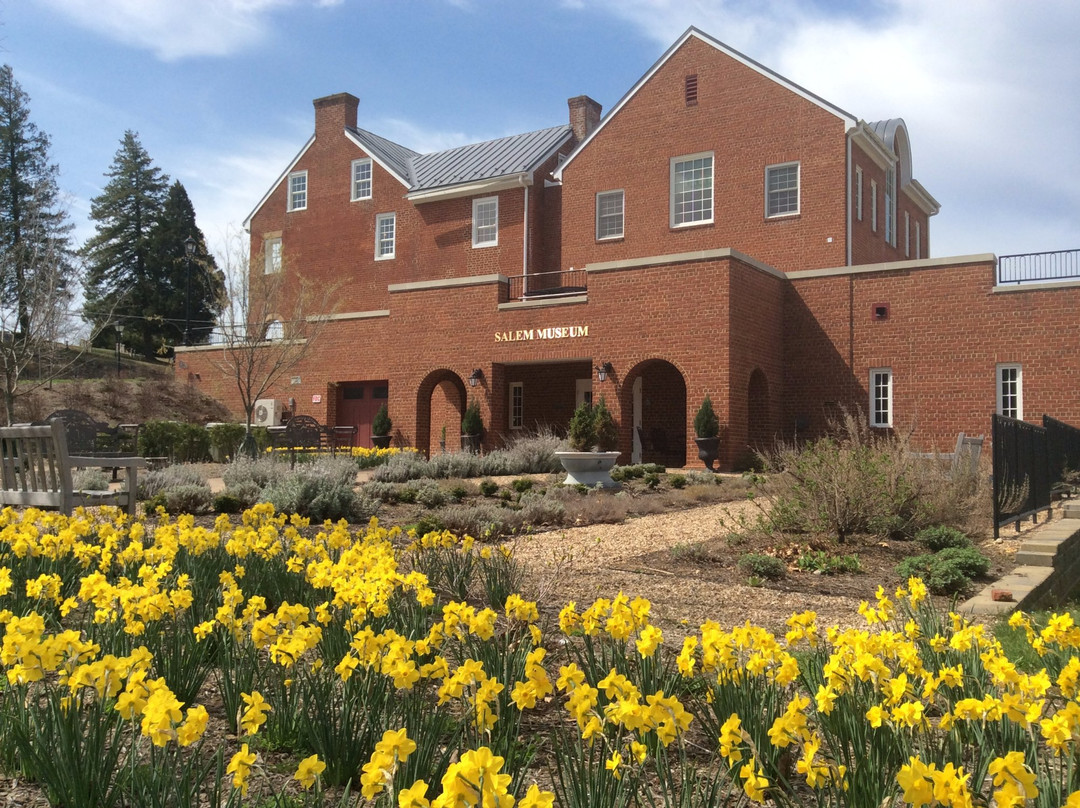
[40,0,291,60]
[572,0,1080,256]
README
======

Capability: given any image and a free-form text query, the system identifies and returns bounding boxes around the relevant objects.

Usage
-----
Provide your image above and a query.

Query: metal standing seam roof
[348,126,420,182]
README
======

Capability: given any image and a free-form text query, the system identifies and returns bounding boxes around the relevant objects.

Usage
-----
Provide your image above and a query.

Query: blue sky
[7,0,1079,266]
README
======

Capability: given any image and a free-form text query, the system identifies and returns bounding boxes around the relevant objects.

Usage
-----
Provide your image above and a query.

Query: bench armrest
[69,456,148,469]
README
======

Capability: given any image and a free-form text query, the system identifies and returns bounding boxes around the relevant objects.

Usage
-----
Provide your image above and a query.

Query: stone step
[1064,501,1080,519]
[1014,549,1057,567]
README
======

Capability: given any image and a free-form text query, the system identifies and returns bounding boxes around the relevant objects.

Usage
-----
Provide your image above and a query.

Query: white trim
[996,363,1023,420]
[509,382,524,430]
[342,130,412,188]
[901,179,941,216]
[904,211,910,257]
[390,273,506,293]
[596,189,625,240]
[374,212,396,260]
[764,161,800,218]
[915,221,922,260]
[351,158,372,201]
[472,196,499,247]
[243,135,315,230]
[670,151,714,228]
[287,170,308,212]
[587,247,785,279]
[855,165,863,222]
[869,367,892,428]
[848,123,896,172]
[553,26,856,180]
[870,179,878,233]
[787,253,995,280]
[497,294,588,311]
[306,309,390,322]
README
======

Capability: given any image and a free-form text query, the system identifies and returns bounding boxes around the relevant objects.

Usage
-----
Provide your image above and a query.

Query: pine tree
[82,130,169,359]
[0,64,75,336]
[0,65,78,424]
[148,181,224,349]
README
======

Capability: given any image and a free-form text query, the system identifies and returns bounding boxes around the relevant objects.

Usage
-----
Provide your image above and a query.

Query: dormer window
[352,158,372,201]
[288,171,307,211]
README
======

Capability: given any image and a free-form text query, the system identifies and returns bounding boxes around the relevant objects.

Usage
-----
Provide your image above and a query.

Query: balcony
[997,249,1080,285]
[505,268,587,302]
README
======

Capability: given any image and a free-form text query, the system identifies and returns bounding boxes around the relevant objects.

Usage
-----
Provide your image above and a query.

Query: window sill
[374,255,395,261]
[669,219,714,231]
[596,235,625,243]
[765,212,801,221]
[472,241,498,249]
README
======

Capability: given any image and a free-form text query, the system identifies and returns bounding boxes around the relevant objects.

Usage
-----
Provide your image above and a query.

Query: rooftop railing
[505,268,588,302]
[997,248,1080,285]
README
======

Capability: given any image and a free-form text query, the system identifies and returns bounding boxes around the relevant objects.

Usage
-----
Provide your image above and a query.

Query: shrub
[448,483,470,502]
[161,484,214,515]
[479,479,499,497]
[593,397,618,452]
[428,451,483,480]
[207,423,246,462]
[795,550,862,575]
[223,480,262,510]
[917,525,972,552]
[222,456,289,492]
[518,492,566,528]
[567,402,595,451]
[438,501,517,541]
[362,481,402,503]
[371,451,434,483]
[694,395,720,438]
[372,403,392,437]
[896,547,991,595]
[414,480,447,510]
[396,486,418,504]
[213,493,244,514]
[138,420,182,460]
[738,553,786,580]
[173,423,212,463]
[261,474,377,523]
[138,465,210,499]
[669,474,688,489]
[461,400,483,436]
[72,469,110,491]
[512,478,534,494]
[644,472,661,489]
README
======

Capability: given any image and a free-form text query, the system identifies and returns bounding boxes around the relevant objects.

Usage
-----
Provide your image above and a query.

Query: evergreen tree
[0,65,79,424]
[0,64,75,335]
[82,130,169,359]
[148,181,224,350]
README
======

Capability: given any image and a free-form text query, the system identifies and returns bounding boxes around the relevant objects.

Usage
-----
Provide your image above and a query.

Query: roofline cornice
[242,135,316,232]
[343,129,412,188]
[554,26,857,180]
[848,122,896,172]
[406,172,532,203]
[902,178,941,216]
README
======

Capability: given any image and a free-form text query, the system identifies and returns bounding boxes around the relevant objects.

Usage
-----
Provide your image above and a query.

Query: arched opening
[747,368,771,452]
[264,320,284,341]
[621,359,687,467]
[416,369,467,457]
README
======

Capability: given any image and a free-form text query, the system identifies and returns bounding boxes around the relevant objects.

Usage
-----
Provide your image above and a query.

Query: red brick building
[178,27,1080,469]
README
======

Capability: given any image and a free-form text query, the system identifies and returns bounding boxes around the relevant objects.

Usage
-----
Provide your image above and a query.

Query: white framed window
[997,364,1023,420]
[904,211,910,257]
[915,221,922,259]
[765,162,800,218]
[472,197,498,247]
[870,368,892,428]
[288,170,307,212]
[264,237,282,274]
[509,382,524,429]
[855,166,863,222]
[885,166,897,246]
[870,179,878,233]
[375,212,396,260]
[670,152,713,227]
[351,158,372,201]
[596,190,624,240]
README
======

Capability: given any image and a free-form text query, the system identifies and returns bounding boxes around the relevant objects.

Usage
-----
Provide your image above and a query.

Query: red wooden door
[337,383,388,447]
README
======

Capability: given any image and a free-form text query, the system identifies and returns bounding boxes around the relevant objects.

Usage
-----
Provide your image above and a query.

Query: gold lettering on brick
[494,325,589,342]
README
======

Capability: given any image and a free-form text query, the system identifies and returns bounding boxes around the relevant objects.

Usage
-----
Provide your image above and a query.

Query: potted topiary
[371,403,392,449]
[694,394,721,471]
[556,397,621,488]
[461,400,483,454]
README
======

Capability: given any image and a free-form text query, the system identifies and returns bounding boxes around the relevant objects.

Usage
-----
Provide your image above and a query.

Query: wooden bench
[0,421,146,517]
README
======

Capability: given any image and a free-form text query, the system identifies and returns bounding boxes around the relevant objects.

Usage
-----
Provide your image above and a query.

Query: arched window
[265,320,284,341]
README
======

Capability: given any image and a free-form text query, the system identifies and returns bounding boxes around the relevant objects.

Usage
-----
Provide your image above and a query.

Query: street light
[182,236,197,346]
[115,323,124,378]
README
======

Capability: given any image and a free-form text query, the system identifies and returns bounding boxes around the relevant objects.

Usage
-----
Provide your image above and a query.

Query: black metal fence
[993,414,1080,536]
[505,268,587,302]
[997,249,1080,285]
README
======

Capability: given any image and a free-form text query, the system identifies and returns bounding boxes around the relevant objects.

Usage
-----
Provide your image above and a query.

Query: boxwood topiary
[694,395,720,438]
[372,403,392,437]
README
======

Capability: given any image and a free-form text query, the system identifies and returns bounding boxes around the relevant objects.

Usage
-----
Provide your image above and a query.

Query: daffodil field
[2,503,1080,807]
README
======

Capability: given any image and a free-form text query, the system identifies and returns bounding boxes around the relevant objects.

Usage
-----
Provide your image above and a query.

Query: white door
[575,379,593,408]
[632,376,643,463]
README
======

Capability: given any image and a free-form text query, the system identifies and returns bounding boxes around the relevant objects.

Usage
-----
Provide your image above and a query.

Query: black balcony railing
[997,249,1080,284]
[505,269,587,302]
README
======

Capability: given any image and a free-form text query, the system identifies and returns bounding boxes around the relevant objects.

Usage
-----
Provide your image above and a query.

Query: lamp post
[115,324,124,378]
[182,236,197,347]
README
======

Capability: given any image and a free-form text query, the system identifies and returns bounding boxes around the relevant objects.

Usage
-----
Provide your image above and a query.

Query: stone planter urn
[555,451,621,488]
[461,433,482,454]
[695,436,721,471]
[371,434,392,449]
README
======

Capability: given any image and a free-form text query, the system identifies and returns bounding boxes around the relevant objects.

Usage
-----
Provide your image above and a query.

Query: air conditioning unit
[253,399,283,427]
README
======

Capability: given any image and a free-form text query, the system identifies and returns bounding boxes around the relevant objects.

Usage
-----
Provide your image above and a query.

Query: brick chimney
[568,95,602,143]
[313,93,359,136]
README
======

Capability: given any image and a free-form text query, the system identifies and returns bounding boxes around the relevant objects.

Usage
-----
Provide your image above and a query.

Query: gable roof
[553,26,857,180]
[345,126,419,187]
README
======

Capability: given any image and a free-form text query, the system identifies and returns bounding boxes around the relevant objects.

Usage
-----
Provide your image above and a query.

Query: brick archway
[416,370,467,457]
[621,359,687,467]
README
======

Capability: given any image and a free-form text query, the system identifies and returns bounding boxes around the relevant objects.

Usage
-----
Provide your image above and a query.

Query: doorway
[337,381,388,448]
